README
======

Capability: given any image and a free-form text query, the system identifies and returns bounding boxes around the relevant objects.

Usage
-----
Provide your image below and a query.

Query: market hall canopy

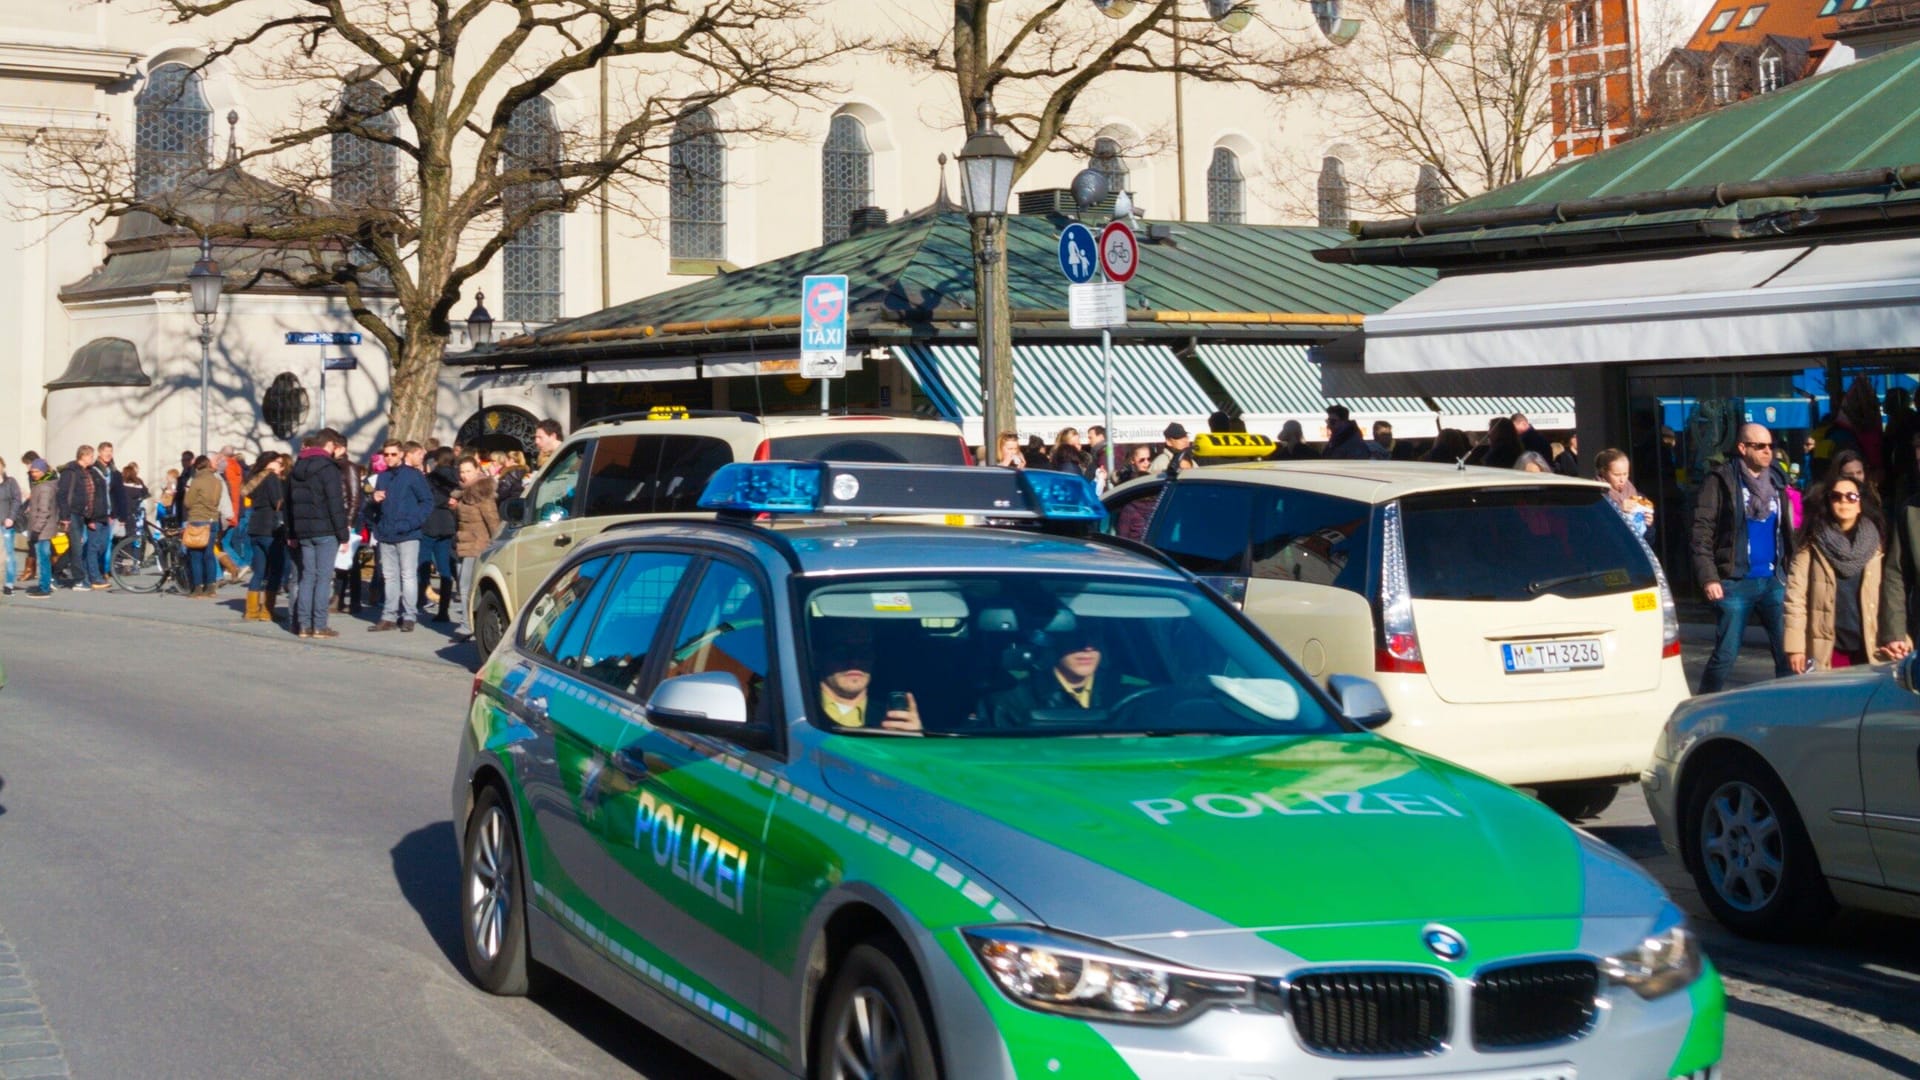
[1191,343,1437,436]
[893,342,1215,445]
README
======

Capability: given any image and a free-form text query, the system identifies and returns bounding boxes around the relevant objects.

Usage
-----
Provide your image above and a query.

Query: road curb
[0,923,70,1080]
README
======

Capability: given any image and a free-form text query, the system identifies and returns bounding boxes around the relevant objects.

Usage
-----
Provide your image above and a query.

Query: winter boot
[217,547,242,583]
[263,590,280,624]
[244,591,262,621]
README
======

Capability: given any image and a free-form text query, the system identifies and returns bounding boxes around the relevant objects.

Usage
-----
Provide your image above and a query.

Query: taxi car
[466,407,970,654]
[1107,453,1689,821]
[452,462,1724,1080]
[1643,655,1920,939]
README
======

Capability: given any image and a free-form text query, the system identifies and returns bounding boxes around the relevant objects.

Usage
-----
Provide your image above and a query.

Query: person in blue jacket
[365,440,434,632]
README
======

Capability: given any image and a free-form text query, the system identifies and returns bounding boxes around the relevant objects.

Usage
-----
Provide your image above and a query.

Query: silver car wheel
[467,804,513,962]
[1700,778,1785,912]
[831,987,908,1080]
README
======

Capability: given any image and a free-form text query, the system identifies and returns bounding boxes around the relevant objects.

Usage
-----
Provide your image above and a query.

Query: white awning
[585,359,697,384]
[894,342,1217,447]
[1363,239,1920,374]
[460,367,582,392]
[702,351,864,379]
[1191,344,1437,437]
[1433,397,1576,430]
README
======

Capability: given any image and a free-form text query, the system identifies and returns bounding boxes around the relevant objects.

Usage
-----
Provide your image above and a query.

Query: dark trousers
[78,521,108,585]
[1699,575,1790,694]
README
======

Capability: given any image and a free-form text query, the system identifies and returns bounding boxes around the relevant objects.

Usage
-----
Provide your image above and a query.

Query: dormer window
[1708,8,1736,29]
[1664,64,1691,107]
[1711,55,1735,102]
[1757,48,1787,91]
[1737,5,1766,26]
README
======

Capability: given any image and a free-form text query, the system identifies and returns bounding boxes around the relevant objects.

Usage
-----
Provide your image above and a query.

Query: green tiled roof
[479,211,1434,364]
[1328,41,1920,266]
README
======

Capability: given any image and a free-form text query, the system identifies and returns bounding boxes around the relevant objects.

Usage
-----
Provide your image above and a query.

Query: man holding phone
[815,625,922,732]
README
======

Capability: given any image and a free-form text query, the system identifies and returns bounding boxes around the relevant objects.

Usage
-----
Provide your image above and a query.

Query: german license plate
[1502,639,1602,673]
[1347,1066,1575,1080]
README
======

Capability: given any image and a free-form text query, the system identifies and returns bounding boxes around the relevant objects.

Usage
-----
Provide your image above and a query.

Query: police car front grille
[1472,959,1599,1049]
[1286,971,1450,1056]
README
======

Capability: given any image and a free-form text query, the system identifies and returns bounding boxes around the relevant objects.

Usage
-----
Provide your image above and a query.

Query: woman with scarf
[1784,475,1912,673]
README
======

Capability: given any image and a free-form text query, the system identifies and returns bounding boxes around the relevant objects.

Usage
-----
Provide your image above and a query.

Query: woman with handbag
[181,455,225,598]
[242,453,290,621]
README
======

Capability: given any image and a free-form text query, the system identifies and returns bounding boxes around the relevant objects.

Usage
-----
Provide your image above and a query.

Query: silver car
[1643,659,1920,939]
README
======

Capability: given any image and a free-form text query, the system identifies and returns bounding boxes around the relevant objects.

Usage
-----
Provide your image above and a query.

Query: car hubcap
[831,987,908,1080]
[1701,780,1784,912]
[467,806,512,961]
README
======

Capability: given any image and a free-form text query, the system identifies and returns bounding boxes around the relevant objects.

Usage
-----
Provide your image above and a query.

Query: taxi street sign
[1098,220,1139,283]
[801,274,849,379]
[1058,223,1097,284]
[1069,281,1127,329]
[285,331,362,345]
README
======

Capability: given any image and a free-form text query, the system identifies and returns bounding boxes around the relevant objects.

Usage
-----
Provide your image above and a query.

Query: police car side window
[520,555,619,662]
[1147,484,1255,574]
[577,551,694,694]
[657,561,772,726]
[1248,490,1372,594]
[530,442,588,523]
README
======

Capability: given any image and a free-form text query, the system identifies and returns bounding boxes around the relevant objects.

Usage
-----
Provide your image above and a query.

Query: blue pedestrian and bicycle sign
[1058,223,1097,284]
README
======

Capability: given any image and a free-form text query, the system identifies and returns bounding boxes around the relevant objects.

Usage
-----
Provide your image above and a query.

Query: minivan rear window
[1399,488,1655,601]
[769,432,966,464]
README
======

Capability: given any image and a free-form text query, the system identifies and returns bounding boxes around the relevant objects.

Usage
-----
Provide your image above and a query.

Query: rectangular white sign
[1069,282,1127,329]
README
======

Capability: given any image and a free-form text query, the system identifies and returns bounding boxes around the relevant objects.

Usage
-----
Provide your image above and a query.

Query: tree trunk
[388,331,447,444]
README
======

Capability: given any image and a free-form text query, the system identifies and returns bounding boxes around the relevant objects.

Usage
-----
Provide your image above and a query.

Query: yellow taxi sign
[1192,432,1276,458]
[647,405,691,420]
[1632,591,1658,611]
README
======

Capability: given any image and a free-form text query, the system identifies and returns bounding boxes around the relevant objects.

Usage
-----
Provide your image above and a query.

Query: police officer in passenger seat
[815,623,922,732]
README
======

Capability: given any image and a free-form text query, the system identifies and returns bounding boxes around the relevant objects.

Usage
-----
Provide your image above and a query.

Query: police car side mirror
[1327,674,1392,729]
[645,672,770,749]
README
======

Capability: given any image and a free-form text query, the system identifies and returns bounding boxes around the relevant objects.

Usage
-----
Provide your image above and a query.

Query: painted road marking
[0,919,71,1080]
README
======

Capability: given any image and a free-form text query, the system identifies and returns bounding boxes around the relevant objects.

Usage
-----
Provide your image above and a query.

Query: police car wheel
[462,786,537,995]
[1531,783,1618,822]
[1684,756,1832,941]
[474,588,509,656]
[815,941,940,1080]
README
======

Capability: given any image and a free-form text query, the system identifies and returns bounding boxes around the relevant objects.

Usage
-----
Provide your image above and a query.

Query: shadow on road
[0,774,7,817]
[390,820,729,1079]
[1728,997,1920,1078]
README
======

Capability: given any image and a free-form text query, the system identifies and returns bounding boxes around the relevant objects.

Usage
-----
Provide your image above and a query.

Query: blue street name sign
[285,332,363,345]
[1058,223,1097,285]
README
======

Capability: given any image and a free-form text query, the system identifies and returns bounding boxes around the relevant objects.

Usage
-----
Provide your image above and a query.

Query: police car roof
[588,520,1185,580]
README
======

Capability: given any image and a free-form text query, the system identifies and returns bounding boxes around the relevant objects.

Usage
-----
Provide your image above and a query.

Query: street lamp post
[186,235,223,452]
[957,98,1016,459]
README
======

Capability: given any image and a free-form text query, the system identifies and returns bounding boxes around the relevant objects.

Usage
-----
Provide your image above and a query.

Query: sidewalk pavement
[0,579,479,670]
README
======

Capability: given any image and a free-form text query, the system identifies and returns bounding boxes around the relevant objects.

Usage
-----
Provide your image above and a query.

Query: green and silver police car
[451,461,1724,1080]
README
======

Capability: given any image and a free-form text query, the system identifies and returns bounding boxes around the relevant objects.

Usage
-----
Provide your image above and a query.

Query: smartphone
[888,691,910,714]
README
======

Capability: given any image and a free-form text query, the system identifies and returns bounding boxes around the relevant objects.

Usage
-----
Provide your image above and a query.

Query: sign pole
[1102,326,1115,482]
[319,360,327,432]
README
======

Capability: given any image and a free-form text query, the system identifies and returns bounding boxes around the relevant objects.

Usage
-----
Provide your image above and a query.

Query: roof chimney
[847,205,889,238]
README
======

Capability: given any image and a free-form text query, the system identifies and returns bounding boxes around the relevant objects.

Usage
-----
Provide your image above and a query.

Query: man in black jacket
[288,428,350,638]
[56,444,110,589]
[1691,423,1795,693]
[977,630,1121,728]
[1321,405,1371,461]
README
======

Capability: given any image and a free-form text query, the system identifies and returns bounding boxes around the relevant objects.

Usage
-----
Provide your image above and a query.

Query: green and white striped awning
[1192,344,1437,436]
[893,343,1218,445]
[1433,396,1577,430]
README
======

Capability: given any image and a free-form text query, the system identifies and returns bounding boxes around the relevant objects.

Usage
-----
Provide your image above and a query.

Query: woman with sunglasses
[1784,476,1912,673]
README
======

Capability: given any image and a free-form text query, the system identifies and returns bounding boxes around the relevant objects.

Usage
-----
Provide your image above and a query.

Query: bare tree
[17,0,853,442]
[880,0,1326,440]
[1290,0,1559,218]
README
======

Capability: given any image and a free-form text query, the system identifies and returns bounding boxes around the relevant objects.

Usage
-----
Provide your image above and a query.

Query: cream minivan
[468,409,970,655]
[1107,461,1688,819]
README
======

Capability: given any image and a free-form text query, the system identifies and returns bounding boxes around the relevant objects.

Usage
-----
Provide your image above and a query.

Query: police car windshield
[800,575,1338,737]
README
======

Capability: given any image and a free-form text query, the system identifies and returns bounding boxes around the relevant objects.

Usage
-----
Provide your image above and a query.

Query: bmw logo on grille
[1422,925,1468,961]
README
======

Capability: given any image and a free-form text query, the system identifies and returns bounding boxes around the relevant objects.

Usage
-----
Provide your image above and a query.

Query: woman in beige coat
[452,455,501,641]
[1785,476,1913,672]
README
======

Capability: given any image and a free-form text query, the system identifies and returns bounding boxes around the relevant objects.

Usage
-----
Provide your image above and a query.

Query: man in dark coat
[288,428,350,638]
[978,631,1122,728]
[1321,406,1371,461]
[56,444,111,588]
[365,441,434,632]
[1690,423,1795,693]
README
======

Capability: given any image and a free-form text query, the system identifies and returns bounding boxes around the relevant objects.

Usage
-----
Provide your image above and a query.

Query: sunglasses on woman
[1829,490,1862,504]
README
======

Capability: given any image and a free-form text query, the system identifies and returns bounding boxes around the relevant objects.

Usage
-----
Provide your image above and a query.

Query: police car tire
[1684,756,1833,941]
[1531,783,1618,822]
[474,588,509,656]
[462,786,539,995]
[814,941,941,1080]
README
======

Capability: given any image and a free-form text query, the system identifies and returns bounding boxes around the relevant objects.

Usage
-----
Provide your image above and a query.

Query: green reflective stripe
[532,881,787,1057]
[893,343,1216,422]
[1668,957,1727,1077]
[1192,343,1426,419]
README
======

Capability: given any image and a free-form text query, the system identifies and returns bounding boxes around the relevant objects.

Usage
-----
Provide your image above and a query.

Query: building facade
[1546,0,1646,159]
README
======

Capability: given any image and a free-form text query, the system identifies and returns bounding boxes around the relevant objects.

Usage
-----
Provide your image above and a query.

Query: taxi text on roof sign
[696,461,1105,522]
[1192,432,1277,458]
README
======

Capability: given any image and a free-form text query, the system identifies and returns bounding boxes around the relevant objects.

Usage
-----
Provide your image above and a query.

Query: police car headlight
[964,926,1257,1024]
[1602,910,1702,1000]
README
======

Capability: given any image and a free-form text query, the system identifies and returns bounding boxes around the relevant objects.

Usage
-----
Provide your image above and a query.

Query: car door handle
[523,696,550,722]
[611,747,649,781]
[554,533,572,547]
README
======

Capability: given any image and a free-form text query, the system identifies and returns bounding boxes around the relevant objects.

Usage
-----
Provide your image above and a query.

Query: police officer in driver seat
[814,621,923,732]
[977,625,1121,728]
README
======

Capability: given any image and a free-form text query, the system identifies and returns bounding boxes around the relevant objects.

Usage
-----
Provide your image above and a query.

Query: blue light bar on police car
[697,461,1106,523]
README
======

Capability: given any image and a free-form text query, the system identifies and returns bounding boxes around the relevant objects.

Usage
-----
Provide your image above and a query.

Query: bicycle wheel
[111,535,164,593]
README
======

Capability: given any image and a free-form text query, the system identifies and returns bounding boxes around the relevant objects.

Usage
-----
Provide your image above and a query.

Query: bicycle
[111,521,189,594]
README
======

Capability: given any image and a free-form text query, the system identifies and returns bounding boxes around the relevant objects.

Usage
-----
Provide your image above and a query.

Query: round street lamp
[957,98,1017,456]
[466,291,495,348]
[186,235,222,452]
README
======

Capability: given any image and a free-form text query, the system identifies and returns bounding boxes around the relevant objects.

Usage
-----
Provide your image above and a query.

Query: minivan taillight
[1638,531,1683,658]
[960,438,976,466]
[753,439,772,461]
[1378,500,1426,674]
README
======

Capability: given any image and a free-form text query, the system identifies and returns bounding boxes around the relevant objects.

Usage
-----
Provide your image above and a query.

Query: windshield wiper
[1527,569,1624,595]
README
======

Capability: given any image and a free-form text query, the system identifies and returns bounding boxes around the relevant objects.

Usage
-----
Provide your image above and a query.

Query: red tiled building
[1546,0,1645,159]
[1646,0,1841,123]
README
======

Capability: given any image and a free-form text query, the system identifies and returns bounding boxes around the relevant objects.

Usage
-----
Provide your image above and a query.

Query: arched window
[1089,137,1130,198]
[1415,163,1447,214]
[671,107,726,260]
[821,113,873,244]
[331,81,397,209]
[1711,55,1735,103]
[502,96,564,322]
[135,63,211,198]
[1312,0,1343,34]
[1406,0,1438,49]
[1206,147,1244,224]
[1317,156,1349,228]
[1757,48,1786,92]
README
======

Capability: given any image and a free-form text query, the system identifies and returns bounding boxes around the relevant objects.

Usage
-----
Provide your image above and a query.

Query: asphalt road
[0,594,1916,1078]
